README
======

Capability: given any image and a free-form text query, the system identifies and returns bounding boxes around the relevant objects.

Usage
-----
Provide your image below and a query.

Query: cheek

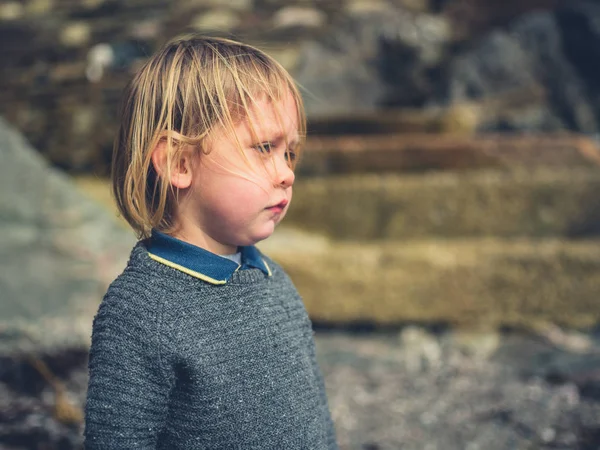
[203,155,275,193]
[212,178,270,214]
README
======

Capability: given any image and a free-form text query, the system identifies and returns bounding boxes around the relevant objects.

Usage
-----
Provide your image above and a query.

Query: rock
[441,0,560,40]
[554,1,600,131]
[86,43,114,82]
[0,117,135,356]
[183,0,253,11]
[287,168,600,240]
[0,2,24,20]
[299,132,600,174]
[528,320,594,354]
[346,0,393,15]
[397,0,431,13]
[398,326,442,373]
[265,46,301,71]
[60,22,92,47]
[70,106,96,136]
[493,331,600,402]
[85,41,148,82]
[265,230,600,328]
[82,0,105,9]
[25,0,53,16]
[130,19,162,40]
[191,9,241,32]
[272,6,327,29]
[450,331,501,360]
[293,8,452,115]
[444,3,600,133]
[316,329,600,449]
[2,0,598,174]
[445,15,560,131]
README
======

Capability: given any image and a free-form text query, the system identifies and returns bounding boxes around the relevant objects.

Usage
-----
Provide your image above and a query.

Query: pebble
[86,44,114,82]
[346,0,394,16]
[60,22,92,47]
[315,329,600,449]
[272,6,327,29]
[398,326,442,372]
[25,0,53,16]
[451,330,500,359]
[0,2,24,20]
[185,0,252,11]
[191,9,241,32]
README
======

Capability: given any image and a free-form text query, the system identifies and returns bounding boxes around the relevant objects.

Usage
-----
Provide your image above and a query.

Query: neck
[170,219,237,255]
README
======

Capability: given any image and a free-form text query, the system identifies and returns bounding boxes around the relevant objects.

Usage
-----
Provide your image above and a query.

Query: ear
[151,139,194,189]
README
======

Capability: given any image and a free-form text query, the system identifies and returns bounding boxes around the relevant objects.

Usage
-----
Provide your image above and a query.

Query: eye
[254,142,273,154]
[285,150,297,162]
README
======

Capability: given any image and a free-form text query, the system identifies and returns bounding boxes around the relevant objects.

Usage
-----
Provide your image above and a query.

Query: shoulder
[103,239,187,305]
[91,266,172,362]
[93,284,157,345]
[94,241,168,329]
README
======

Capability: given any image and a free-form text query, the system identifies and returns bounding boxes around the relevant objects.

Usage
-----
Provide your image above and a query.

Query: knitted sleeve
[308,334,339,449]
[84,286,174,449]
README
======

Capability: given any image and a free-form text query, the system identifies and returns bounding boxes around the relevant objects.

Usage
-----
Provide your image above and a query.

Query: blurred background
[4,0,600,448]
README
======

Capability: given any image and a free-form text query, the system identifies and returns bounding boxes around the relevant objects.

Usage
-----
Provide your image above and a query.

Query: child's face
[177,91,299,255]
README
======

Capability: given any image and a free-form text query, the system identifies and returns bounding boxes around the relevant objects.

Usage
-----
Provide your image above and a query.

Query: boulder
[293,7,452,115]
[0,117,135,356]
[440,0,560,39]
[444,2,600,133]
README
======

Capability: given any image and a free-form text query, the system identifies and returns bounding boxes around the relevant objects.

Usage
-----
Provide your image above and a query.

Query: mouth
[266,199,288,214]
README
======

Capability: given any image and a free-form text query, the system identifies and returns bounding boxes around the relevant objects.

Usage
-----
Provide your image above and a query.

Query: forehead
[205,90,301,150]
[243,91,300,136]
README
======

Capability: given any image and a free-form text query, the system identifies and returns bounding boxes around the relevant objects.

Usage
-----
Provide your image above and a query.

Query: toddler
[84,35,338,449]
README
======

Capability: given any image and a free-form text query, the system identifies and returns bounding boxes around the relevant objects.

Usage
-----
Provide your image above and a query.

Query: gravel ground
[317,327,600,450]
[2,327,600,450]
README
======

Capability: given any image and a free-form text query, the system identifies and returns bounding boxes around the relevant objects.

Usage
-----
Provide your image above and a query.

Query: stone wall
[0,0,403,172]
[0,0,565,173]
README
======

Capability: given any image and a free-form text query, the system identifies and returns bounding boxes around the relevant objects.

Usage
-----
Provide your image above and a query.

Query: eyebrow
[260,131,300,146]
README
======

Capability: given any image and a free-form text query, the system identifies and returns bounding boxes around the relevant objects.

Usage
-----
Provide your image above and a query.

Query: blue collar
[146,230,272,285]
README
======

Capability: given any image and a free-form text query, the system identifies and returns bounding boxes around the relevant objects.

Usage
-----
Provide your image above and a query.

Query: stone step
[259,228,600,329]
[287,167,600,239]
[298,133,600,175]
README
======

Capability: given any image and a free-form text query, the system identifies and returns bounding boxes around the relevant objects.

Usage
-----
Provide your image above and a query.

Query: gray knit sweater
[84,240,338,449]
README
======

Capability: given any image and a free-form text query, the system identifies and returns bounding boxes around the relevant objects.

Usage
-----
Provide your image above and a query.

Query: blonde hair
[112,34,306,239]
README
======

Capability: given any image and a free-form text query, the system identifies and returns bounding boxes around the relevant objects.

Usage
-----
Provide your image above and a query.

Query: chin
[249,224,276,244]
[251,232,274,244]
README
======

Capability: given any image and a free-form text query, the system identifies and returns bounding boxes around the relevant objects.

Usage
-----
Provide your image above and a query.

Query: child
[84,35,338,449]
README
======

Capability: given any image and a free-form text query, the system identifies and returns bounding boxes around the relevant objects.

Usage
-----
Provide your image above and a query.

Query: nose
[272,154,295,188]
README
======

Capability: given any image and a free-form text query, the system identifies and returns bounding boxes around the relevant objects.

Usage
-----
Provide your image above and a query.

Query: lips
[267,199,288,213]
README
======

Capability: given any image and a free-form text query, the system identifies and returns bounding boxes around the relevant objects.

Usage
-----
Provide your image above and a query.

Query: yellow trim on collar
[148,252,230,285]
[263,259,272,276]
